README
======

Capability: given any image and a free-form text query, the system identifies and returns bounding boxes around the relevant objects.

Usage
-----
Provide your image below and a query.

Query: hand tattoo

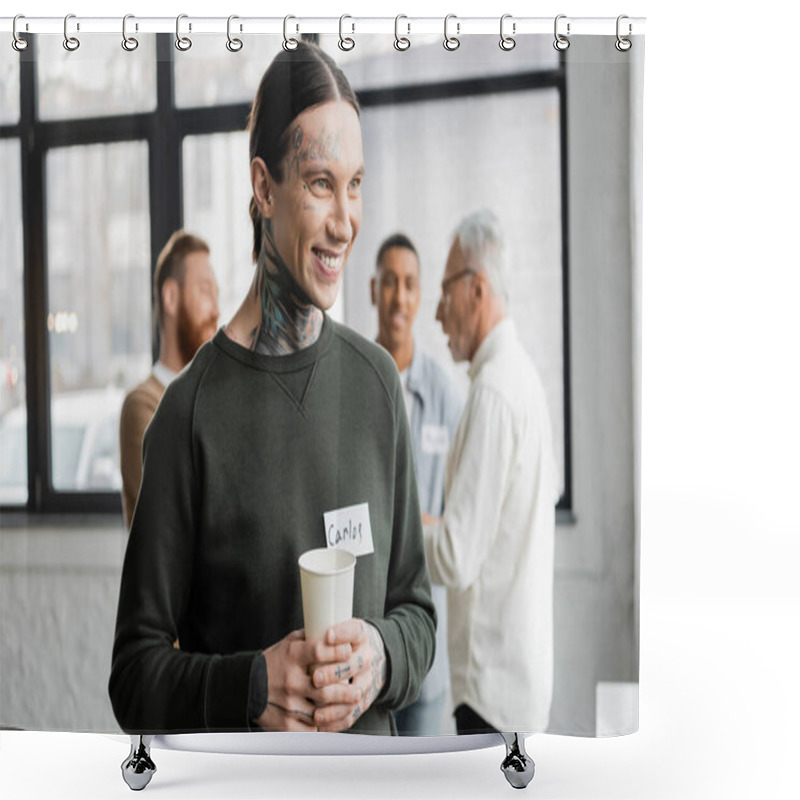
[364,623,387,706]
[267,701,314,723]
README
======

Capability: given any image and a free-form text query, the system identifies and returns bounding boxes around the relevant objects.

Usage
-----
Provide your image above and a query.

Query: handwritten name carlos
[327,518,364,547]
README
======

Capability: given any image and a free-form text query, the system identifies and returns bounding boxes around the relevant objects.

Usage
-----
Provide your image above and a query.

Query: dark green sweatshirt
[109,318,436,735]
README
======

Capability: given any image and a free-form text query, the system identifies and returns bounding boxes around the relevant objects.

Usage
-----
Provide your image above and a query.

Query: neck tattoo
[254,217,323,356]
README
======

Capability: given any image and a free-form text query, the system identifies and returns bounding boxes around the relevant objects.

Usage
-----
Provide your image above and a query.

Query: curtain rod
[1,16,646,37]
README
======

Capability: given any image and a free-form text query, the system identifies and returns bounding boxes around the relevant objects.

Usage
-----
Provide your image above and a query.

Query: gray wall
[1,519,126,731]
[548,36,642,736]
[0,36,641,737]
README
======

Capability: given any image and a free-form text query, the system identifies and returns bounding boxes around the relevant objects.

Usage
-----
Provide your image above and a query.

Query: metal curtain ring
[338,14,355,51]
[63,13,80,51]
[226,15,243,52]
[443,14,460,51]
[283,15,299,51]
[12,15,28,51]
[122,14,139,51]
[553,14,570,51]
[499,14,515,51]
[175,14,192,51]
[394,15,410,51]
[616,14,632,52]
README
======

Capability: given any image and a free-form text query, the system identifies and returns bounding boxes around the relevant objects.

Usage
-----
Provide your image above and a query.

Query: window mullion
[19,37,51,512]
[148,33,183,365]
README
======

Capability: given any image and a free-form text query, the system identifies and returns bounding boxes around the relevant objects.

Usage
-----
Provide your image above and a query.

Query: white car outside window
[0,387,123,504]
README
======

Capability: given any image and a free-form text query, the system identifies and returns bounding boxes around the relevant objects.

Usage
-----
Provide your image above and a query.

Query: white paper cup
[298,548,356,642]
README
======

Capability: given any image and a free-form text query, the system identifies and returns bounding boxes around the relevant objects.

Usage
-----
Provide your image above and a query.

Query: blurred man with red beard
[119,230,219,527]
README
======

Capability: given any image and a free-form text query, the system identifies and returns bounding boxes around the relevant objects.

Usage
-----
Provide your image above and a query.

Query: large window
[0,139,26,505]
[182,132,253,324]
[350,85,566,493]
[1,37,160,512]
[35,34,157,120]
[327,35,571,504]
[46,142,151,492]
[0,33,571,514]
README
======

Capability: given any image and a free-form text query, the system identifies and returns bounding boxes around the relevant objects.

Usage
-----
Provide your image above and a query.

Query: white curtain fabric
[0,29,642,739]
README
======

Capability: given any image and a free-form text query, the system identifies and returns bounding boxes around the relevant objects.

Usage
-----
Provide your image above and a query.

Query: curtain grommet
[12,15,29,51]
[499,14,516,51]
[394,15,411,51]
[443,14,460,51]
[226,15,243,52]
[338,14,355,52]
[554,15,570,51]
[615,15,632,52]
[175,14,192,51]
[283,15,299,51]
[121,14,139,52]
[63,13,80,52]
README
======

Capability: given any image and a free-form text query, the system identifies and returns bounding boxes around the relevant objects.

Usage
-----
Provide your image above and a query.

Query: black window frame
[0,34,572,516]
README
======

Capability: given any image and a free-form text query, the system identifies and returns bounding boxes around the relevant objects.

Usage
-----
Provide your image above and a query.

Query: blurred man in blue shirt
[371,233,463,735]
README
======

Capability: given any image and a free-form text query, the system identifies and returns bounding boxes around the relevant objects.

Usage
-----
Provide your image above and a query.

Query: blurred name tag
[422,424,449,454]
[324,502,374,557]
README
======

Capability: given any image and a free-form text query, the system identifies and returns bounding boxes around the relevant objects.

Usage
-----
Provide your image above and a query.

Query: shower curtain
[0,16,643,747]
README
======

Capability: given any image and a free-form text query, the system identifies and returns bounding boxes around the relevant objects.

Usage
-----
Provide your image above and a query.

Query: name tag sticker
[323,502,375,557]
[422,424,449,454]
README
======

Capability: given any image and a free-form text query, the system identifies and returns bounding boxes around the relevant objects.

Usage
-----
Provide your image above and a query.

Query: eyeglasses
[439,268,476,299]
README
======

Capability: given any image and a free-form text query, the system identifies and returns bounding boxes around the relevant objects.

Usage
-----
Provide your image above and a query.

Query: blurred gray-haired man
[424,210,558,735]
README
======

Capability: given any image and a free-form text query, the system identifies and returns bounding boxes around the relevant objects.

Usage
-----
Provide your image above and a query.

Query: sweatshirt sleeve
[109,372,258,733]
[364,376,437,712]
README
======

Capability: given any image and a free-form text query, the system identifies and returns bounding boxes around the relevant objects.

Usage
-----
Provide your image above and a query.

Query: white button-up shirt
[424,318,558,732]
[152,360,177,389]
